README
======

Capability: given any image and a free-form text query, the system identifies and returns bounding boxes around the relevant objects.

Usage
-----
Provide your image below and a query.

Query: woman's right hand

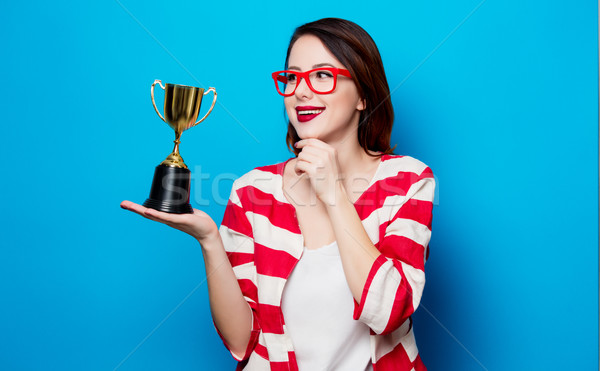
[120,200,219,245]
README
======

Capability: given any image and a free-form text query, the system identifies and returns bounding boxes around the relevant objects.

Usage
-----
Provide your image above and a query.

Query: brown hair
[284,18,395,156]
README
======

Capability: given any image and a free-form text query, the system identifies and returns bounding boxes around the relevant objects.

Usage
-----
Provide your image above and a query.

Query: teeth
[298,110,323,115]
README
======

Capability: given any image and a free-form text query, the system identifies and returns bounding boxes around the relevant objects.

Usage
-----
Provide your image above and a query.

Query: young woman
[121,18,434,371]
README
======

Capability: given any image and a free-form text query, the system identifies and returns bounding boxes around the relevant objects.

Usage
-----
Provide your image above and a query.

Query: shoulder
[371,154,434,200]
[231,160,288,190]
[228,159,292,207]
[355,154,435,217]
[377,154,433,181]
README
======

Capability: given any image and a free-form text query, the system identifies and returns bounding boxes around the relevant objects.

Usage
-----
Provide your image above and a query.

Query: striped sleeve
[354,164,435,336]
[218,179,261,362]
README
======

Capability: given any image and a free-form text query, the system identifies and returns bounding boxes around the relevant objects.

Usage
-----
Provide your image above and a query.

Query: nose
[294,76,313,98]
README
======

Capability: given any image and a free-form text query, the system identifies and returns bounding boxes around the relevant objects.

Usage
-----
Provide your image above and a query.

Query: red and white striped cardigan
[219,154,435,371]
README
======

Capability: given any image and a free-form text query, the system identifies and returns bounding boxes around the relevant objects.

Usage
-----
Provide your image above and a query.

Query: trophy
[143,80,217,214]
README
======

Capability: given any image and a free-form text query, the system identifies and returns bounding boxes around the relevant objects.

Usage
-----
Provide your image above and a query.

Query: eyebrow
[287,63,337,71]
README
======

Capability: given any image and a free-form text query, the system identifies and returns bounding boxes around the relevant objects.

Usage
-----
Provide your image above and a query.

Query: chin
[294,129,322,141]
[292,122,323,139]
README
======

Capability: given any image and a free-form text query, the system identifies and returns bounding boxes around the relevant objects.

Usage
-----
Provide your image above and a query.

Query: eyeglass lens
[276,69,336,95]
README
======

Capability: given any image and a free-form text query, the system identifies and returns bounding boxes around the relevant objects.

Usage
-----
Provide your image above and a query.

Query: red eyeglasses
[271,67,352,96]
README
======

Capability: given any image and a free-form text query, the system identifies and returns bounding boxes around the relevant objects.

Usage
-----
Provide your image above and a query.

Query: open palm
[120,200,219,242]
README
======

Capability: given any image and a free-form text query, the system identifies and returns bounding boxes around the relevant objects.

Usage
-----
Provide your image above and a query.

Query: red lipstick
[295,106,325,123]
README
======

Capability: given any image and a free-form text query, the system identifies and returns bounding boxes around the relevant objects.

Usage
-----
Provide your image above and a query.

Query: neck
[326,130,374,177]
[325,132,381,204]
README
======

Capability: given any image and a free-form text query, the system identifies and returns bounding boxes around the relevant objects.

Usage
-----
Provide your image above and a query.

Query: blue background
[1,1,597,370]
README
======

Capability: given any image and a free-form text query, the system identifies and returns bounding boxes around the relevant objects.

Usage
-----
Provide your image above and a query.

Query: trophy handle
[194,87,217,126]
[151,79,167,122]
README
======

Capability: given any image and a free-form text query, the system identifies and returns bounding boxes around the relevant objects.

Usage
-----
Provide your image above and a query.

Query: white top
[281,241,373,371]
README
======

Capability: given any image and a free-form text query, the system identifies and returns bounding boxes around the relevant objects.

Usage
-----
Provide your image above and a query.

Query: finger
[296,140,336,163]
[297,144,327,158]
[294,160,318,177]
[122,200,181,225]
[120,200,137,210]
[297,151,323,166]
[294,160,306,176]
[295,138,328,150]
[121,200,151,218]
[143,207,188,225]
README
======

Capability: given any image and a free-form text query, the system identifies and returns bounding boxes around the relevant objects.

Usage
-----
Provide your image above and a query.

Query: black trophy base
[143,164,193,214]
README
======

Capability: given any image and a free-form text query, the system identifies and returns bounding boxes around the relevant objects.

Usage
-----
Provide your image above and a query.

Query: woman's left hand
[294,139,345,205]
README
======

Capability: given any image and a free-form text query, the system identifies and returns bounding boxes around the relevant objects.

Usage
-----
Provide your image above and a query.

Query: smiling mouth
[298,109,323,115]
[296,106,325,122]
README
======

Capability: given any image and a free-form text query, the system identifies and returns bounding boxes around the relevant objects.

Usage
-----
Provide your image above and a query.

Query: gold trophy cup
[143,80,217,213]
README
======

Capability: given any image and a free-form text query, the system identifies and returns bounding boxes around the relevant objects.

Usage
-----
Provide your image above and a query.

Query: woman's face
[284,35,365,144]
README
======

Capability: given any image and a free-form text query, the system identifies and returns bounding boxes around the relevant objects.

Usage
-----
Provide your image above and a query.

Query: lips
[295,106,325,123]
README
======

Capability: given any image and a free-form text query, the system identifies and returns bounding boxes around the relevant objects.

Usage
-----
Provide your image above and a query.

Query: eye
[286,73,298,83]
[315,70,334,80]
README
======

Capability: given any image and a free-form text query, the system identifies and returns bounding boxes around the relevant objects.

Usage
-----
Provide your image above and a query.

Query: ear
[356,98,366,111]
